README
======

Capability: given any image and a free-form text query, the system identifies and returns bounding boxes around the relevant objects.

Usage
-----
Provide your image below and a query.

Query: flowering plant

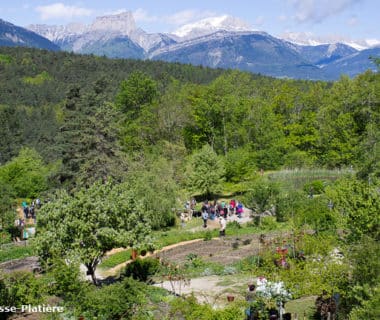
[256,277,292,303]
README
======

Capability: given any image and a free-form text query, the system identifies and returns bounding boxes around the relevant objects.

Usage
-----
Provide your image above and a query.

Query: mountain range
[1,12,379,80]
[0,19,59,51]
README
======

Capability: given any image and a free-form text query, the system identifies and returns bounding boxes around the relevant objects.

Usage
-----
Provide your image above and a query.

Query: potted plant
[227,295,235,302]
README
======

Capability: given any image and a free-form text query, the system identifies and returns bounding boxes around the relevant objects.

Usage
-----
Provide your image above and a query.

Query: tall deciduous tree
[185,144,225,197]
[35,181,152,284]
[0,147,49,198]
[116,71,157,117]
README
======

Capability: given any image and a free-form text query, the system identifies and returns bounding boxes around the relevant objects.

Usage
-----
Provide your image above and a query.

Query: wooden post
[131,249,138,260]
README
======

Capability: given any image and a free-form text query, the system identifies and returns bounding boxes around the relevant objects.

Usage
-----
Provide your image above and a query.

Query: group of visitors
[181,198,245,237]
[21,198,41,223]
[184,199,243,235]
[14,198,44,241]
[199,199,244,223]
[20,198,45,225]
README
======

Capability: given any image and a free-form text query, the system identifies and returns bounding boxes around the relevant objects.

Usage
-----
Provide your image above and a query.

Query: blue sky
[0,0,378,43]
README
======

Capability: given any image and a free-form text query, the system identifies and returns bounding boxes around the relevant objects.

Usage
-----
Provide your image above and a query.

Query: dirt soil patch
[154,232,281,266]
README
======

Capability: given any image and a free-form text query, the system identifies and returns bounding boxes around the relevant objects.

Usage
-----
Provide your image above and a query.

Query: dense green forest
[0,47,379,319]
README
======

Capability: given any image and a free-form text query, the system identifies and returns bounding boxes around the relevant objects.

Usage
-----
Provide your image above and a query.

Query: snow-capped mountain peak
[172,15,254,39]
[28,23,87,42]
[90,11,136,36]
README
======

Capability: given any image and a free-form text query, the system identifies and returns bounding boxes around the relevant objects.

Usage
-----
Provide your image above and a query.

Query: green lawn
[0,244,34,263]
[286,295,317,318]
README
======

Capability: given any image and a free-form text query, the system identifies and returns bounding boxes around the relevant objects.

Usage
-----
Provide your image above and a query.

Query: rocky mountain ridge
[1,12,378,80]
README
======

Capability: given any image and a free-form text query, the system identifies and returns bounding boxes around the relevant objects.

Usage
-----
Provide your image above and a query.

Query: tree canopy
[35,181,152,284]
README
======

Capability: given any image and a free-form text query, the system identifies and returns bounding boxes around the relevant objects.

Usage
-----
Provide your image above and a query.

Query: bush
[303,180,325,195]
[121,258,160,282]
[48,259,87,302]
[275,190,306,222]
[0,271,49,307]
[78,278,149,320]
[260,216,278,230]
[185,254,205,269]
[168,294,245,320]
[243,178,279,214]
[235,255,263,272]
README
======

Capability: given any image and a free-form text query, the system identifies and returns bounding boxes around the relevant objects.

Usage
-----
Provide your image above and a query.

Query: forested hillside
[0,47,378,185]
[0,47,379,319]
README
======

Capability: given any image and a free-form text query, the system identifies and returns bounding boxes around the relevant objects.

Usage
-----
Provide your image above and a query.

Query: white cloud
[164,9,217,26]
[133,8,158,23]
[35,2,93,21]
[105,9,129,16]
[131,8,216,26]
[290,0,360,23]
[365,38,380,47]
[281,31,380,50]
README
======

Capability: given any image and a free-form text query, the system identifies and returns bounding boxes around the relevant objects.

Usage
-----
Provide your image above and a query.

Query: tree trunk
[86,261,99,285]
[131,249,138,260]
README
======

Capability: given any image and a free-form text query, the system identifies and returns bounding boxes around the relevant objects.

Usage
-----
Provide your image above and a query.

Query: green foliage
[294,197,337,231]
[234,255,263,272]
[23,71,52,85]
[0,46,379,319]
[35,181,152,283]
[0,271,49,307]
[116,71,157,115]
[203,231,213,241]
[168,294,245,320]
[275,190,305,222]
[47,258,88,303]
[349,236,380,287]
[303,180,326,195]
[99,249,132,269]
[357,122,380,180]
[259,217,278,231]
[125,156,178,229]
[0,54,12,64]
[0,181,16,233]
[121,257,160,282]
[343,236,380,316]
[55,86,128,188]
[268,168,348,193]
[225,146,256,182]
[275,188,337,231]
[185,253,205,269]
[243,178,279,214]
[325,177,380,241]
[0,244,34,263]
[0,147,50,198]
[185,144,225,197]
[299,234,339,256]
[227,220,242,230]
[153,228,221,250]
[348,285,380,320]
[78,277,149,320]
